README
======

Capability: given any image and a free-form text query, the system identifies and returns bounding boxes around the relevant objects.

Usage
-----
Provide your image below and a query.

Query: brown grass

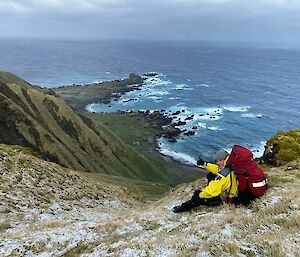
[0,220,11,231]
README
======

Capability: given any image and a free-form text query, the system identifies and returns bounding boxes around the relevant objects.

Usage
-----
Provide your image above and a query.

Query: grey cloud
[0,0,299,42]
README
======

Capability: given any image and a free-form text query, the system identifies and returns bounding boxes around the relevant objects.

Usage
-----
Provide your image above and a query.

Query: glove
[197,157,205,166]
[193,190,201,198]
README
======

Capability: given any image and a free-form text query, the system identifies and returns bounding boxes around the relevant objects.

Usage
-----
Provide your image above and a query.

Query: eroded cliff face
[0,71,170,183]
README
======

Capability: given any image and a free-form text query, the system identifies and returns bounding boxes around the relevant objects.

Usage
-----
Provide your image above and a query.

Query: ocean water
[1,39,299,164]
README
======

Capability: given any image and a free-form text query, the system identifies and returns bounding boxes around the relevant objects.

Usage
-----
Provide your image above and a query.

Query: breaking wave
[223,106,251,112]
[157,138,197,165]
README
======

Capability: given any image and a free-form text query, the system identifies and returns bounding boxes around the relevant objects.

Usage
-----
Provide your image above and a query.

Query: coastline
[55,72,266,168]
[53,70,206,180]
[53,73,145,111]
[86,111,205,184]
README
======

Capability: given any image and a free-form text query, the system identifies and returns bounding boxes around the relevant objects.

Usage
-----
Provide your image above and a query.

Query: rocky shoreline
[53,73,210,165]
[53,73,146,111]
[54,72,200,142]
[116,109,199,145]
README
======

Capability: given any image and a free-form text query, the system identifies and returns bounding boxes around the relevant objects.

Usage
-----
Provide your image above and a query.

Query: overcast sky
[1,0,300,43]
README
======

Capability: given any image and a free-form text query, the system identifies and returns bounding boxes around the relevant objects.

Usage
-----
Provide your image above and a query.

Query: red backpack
[227,145,268,197]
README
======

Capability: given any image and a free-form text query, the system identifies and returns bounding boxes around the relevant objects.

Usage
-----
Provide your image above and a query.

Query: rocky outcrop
[183,131,195,136]
[163,127,182,139]
[54,73,144,110]
[143,72,158,77]
[262,130,300,166]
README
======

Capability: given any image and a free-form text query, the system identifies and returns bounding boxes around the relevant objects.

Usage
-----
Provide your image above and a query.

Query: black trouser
[239,190,258,206]
[175,190,223,212]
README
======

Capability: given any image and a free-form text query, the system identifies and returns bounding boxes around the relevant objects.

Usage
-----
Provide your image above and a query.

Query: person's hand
[197,157,205,166]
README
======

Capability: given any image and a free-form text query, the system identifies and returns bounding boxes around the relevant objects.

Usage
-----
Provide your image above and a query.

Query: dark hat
[214,150,229,161]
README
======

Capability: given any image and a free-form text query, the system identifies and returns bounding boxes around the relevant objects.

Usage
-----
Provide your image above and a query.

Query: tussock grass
[267,130,300,165]
[0,220,11,231]
[1,132,299,256]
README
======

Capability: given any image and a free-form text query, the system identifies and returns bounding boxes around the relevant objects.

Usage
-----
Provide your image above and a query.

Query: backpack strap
[219,167,231,177]
[218,168,234,199]
[227,171,233,199]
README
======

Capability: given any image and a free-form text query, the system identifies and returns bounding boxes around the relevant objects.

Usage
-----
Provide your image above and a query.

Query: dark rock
[144,72,158,77]
[168,137,177,143]
[185,115,194,121]
[183,131,195,136]
[128,73,143,84]
[142,111,173,127]
[164,127,182,138]
[172,121,186,126]
[172,111,181,116]
[123,98,137,103]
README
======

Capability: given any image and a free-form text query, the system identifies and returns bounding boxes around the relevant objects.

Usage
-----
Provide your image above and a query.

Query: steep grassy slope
[0,71,170,183]
[1,132,299,256]
[0,144,141,256]
[87,112,203,184]
[0,144,138,212]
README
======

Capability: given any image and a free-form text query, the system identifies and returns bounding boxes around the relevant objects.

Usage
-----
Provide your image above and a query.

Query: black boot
[172,199,196,213]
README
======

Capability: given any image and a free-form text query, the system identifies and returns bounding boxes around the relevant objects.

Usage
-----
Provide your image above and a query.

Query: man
[172,150,238,213]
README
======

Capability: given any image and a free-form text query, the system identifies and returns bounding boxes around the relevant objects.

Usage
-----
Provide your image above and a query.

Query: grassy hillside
[0,71,170,183]
[1,131,299,256]
[87,112,203,184]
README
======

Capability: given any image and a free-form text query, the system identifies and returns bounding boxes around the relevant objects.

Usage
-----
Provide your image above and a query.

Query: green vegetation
[0,71,171,184]
[82,172,172,201]
[0,71,29,87]
[53,73,143,110]
[267,129,300,165]
[87,112,203,185]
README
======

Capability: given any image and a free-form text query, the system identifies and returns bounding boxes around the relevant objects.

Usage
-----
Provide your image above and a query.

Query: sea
[1,38,299,164]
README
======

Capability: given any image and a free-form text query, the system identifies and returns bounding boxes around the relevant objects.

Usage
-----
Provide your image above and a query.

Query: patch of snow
[50,202,61,212]
[116,220,143,236]
[195,251,212,257]
[222,224,232,237]
[179,216,188,223]
[120,247,141,257]
[265,196,282,206]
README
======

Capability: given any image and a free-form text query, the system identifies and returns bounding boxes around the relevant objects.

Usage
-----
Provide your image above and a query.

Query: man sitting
[172,150,238,213]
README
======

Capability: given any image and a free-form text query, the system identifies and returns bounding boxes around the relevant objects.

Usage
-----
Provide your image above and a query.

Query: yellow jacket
[199,158,238,199]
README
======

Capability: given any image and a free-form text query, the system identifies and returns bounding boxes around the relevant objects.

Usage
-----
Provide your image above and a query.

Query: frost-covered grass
[0,145,299,256]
